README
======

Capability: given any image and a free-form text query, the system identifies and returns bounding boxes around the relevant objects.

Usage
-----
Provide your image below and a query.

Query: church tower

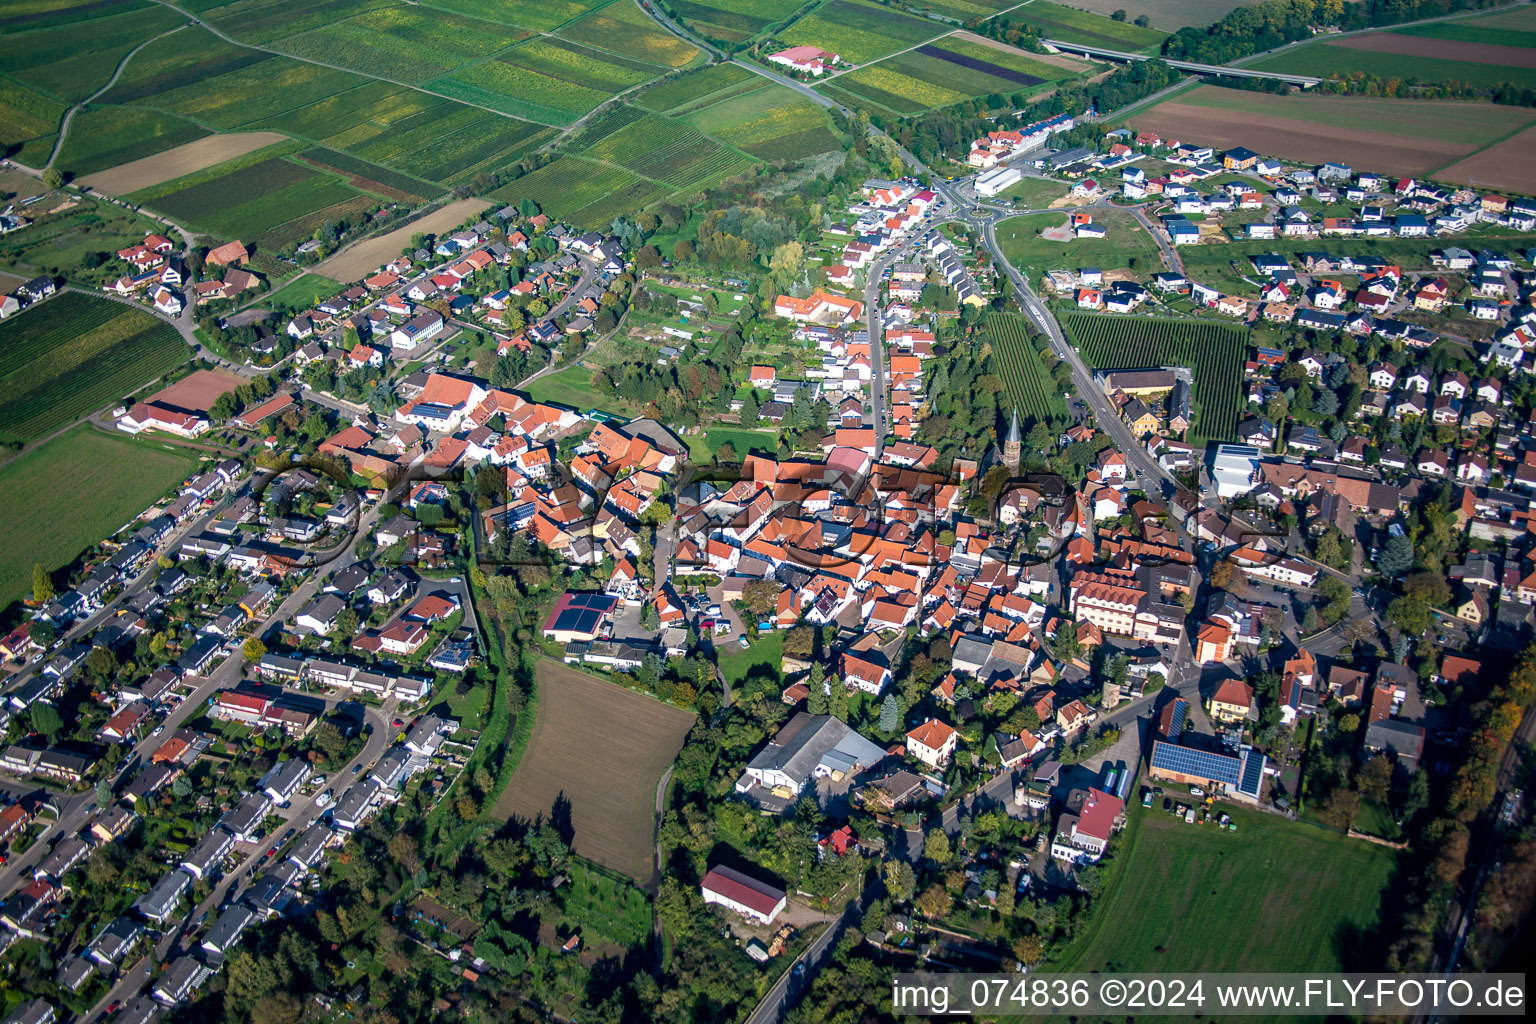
[1003,408,1022,473]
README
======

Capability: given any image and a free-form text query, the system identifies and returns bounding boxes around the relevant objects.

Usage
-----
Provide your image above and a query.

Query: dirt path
[46,24,189,171]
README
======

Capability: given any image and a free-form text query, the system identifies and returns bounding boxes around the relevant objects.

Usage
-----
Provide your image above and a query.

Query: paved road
[744,882,881,1024]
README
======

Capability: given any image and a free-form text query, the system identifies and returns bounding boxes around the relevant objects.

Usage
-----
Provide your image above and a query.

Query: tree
[95,780,114,807]
[807,663,828,714]
[1111,9,1127,21]
[30,703,63,743]
[741,579,781,619]
[879,692,900,733]
[883,859,916,902]
[1209,558,1240,591]
[1012,934,1043,966]
[243,638,268,663]
[915,885,950,918]
[1134,14,1152,27]
[41,167,63,190]
[924,828,951,864]
[31,563,53,605]
[1376,533,1415,576]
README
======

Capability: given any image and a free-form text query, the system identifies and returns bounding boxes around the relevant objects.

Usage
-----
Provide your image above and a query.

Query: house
[736,713,887,800]
[701,865,787,926]
[1210,678,1254,723]
[767,44,837,75]
[906,718,958,769]
[1049,788,1124,864]
[205,240,249,267]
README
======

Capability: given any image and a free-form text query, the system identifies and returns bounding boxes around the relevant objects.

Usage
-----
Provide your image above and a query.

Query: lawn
[0,425,202,607]
[718,630,782,685]
[686,427,779,461]
[263,272,345,313]
[996,209,1161,280]
[1055,802,1397,973]
[492,659,695,883]
[521,362,625,415]
[0,293,189,444]
[994,175,1069,208]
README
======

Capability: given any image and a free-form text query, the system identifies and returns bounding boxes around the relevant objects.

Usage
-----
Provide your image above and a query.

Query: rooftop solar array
[1237,748,1266,798]
[1150,740,1241,787]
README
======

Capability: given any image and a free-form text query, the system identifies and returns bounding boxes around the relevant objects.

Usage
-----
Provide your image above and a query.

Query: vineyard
[775,0,944,65]
[578,110,752,191]
[1062,313,1246,444]
[988,315,1066,425]
[557,2,701,68]
[0,293,188,444]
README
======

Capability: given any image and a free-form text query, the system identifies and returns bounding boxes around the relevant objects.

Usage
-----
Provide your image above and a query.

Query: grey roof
[288,824,331,868]
[219,792,273,837]
[201,902,254,954]
[135,867,192,920]
[745,713,887,790]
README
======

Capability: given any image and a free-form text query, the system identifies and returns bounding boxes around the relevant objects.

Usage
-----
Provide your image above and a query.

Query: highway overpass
[1045,40,1323,88]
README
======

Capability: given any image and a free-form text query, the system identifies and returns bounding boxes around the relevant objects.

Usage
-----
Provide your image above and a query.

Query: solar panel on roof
[1238,749,1266,796]
[1167,700,1187,742]
[1150,741,1241,787]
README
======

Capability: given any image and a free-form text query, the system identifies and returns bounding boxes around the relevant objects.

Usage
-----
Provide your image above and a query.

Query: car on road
[151,725,164,737]
[392,718,404,728]
[266,847,277,858]
[351,764,362,774]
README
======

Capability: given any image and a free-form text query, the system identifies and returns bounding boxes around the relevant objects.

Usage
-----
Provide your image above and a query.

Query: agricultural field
[1047,0,1259,33]
[63,24,551,189]
[197,0,399,45]
[0,77,65,155]
[829,32,1086,113]
[901,0,1031,21]
[1008,0,1168,52]
[574,106,755,192]
[668,0,798,44]
[986,314,1066,424]
[1063,312,1245,444]
[0,1,183,104]
[316,197,491,281]
[490,156,669,229]
[0,425,202,608]
[427,0,612,32]
[1248,10,1536,91]
[1055,803,1394,973]
[432,36,667,125]
[557,1,702,68]
[994,175,1069,207]
[267,5,527,85]
[127,148,381,252]
[76,131,285,194]
[1128,86,1536,191]
[683,82,846,161]
[996,209,1161,280]
[636,62,759,113]
[492,659,695,882]
[774,0,947,65]
[0,293,189,445]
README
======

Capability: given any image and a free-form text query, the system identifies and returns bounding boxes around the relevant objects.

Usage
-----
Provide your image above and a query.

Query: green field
[1063,312,1246,444]
[0,293,189,444]
[637,63,759,113]
[263,273,346,313]
[996,209,1162,280]
[830,34,1080,113]
[686,427,780,460]
[995,175,1069,207]
[683,82,846,161]
[0,1,184,104]
[573,106,755,191]
[669,0,797,44]
[718,630,782,684]
[775,0,947,64]
[0,425,202,607]
[1056,803,1395,973]
[1010,0,1168,52]
[490,156,669,229]
[1249,37,1536,89]
[423,0,612,32]
[521,362,625,413]
[1390,4,1536,47]
[433,35,669,125]
[0,197,167,288]
[556,1,701,68]
[986,313,1066,424]
[559,861,653,950]
[1056,0,1259,33]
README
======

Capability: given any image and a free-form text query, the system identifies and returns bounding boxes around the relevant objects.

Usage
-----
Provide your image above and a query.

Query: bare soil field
[1131,100,1476,178]
[1435,124,1536,193]
[1061,0,1260,31]
[494,659,694,883]
[952,30,1093,72]
[1333,32,1536,69]
[144,368,244,413]
[315,197,492,282]
[77,132,289,195]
